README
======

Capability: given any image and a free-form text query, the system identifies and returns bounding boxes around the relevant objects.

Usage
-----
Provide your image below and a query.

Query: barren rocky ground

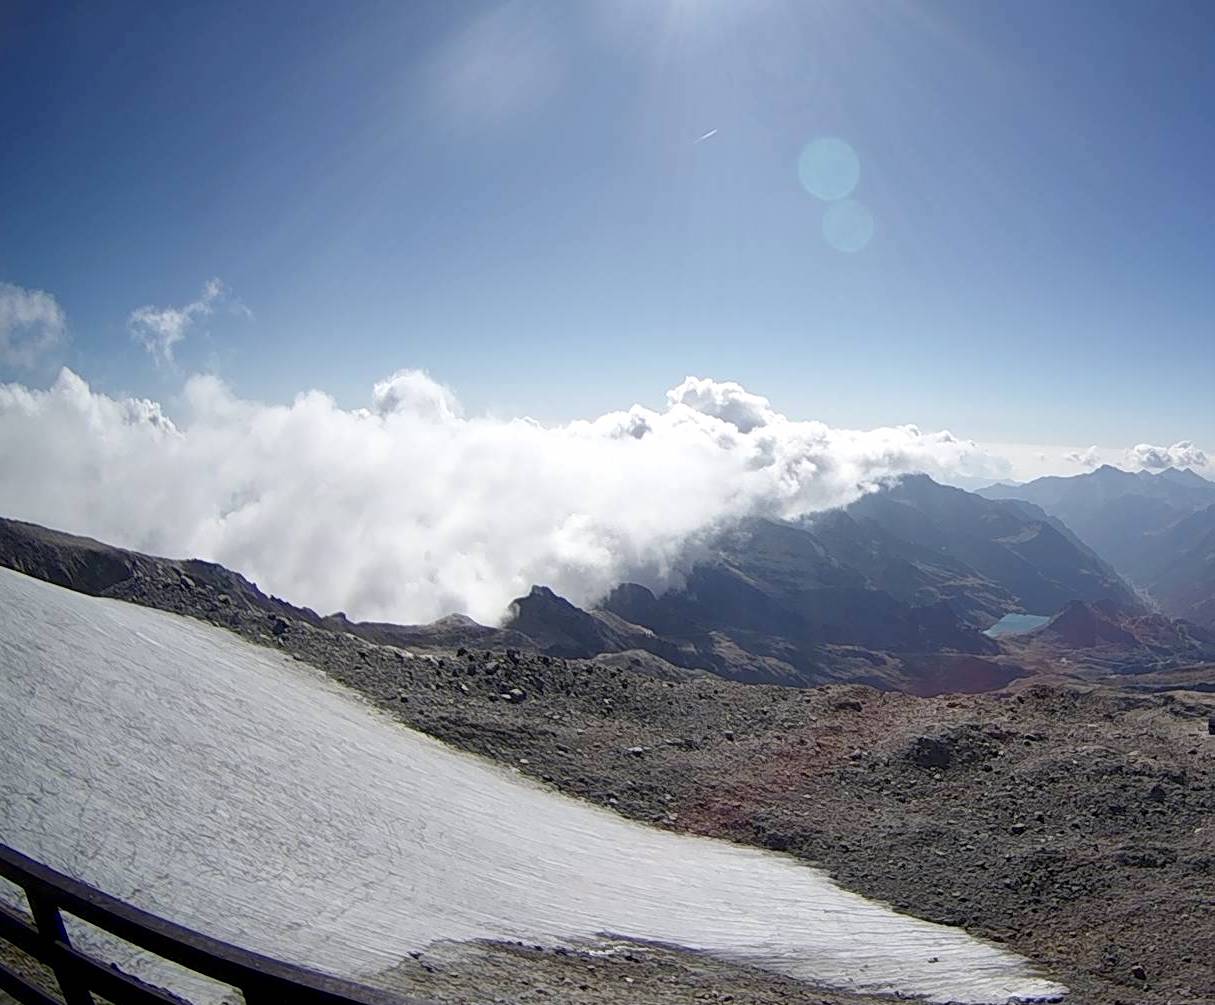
[5,557,1215,1004]
[369,936,909,1005]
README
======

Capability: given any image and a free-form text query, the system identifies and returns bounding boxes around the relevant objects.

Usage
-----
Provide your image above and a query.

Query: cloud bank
[1126,440,1208,471]
[0,369,1010,624]
[0,282,66,368]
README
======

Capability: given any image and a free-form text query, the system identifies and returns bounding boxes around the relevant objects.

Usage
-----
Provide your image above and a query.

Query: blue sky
[2,0,1213,447]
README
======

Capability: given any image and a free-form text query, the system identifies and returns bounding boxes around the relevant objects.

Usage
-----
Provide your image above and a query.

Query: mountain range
[6,469,1212,696]
[979,465,1215,627]
[563,474,1142,686]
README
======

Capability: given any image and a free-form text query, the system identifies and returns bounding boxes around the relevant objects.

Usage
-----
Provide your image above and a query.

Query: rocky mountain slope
[574,475,1145,687]
[843,475,1140,619]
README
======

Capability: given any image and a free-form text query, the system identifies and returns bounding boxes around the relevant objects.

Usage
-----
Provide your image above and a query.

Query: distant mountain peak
[510,584,579,618]
[1157,466,1212,486]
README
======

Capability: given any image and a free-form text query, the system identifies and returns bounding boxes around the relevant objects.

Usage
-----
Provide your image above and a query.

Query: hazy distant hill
[979,465,1215,625]
[1132,505,1215,626]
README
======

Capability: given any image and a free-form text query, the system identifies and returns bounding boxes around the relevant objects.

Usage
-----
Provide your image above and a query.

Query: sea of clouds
[0,368,1045,624]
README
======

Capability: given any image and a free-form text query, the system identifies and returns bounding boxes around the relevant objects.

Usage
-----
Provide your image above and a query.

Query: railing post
[24,887,95,1005]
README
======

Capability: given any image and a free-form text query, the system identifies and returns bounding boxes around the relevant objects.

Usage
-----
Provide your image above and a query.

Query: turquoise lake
[983,613,1052,638]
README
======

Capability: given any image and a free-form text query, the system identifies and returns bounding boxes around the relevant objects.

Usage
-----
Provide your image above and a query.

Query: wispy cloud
[128,278,232,366]
[0,282,66,368]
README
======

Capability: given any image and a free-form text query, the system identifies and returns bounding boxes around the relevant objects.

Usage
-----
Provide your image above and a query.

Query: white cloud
[1064,445,1101,468]
[128,278,228,365]
[0,370,1011,625]
[1126,440,1208,471]
[371,369,463,422]
[0,282,66,368]
[665,376,776,434]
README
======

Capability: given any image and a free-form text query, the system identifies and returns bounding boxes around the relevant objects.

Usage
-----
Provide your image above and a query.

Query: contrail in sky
[694,128,718,143]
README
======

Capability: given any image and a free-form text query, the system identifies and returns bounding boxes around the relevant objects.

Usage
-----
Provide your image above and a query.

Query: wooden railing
[0,843,426,1005]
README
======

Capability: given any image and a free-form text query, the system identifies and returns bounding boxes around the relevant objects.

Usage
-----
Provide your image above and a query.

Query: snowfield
[0,568,1066,1003]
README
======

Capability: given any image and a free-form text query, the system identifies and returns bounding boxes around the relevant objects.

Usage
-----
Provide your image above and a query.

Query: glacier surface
[0,568,1065,1003]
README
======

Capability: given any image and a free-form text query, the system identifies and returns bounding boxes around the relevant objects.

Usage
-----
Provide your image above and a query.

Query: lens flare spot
[822,199,875,253]
[797,137,860,202]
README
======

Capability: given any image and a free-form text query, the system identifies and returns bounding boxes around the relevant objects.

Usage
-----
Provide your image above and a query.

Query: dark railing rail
[0,843,426,1005]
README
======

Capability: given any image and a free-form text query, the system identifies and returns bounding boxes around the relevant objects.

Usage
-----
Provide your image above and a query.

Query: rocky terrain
[370,938,916,1005]
[3,518,1215,1004]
